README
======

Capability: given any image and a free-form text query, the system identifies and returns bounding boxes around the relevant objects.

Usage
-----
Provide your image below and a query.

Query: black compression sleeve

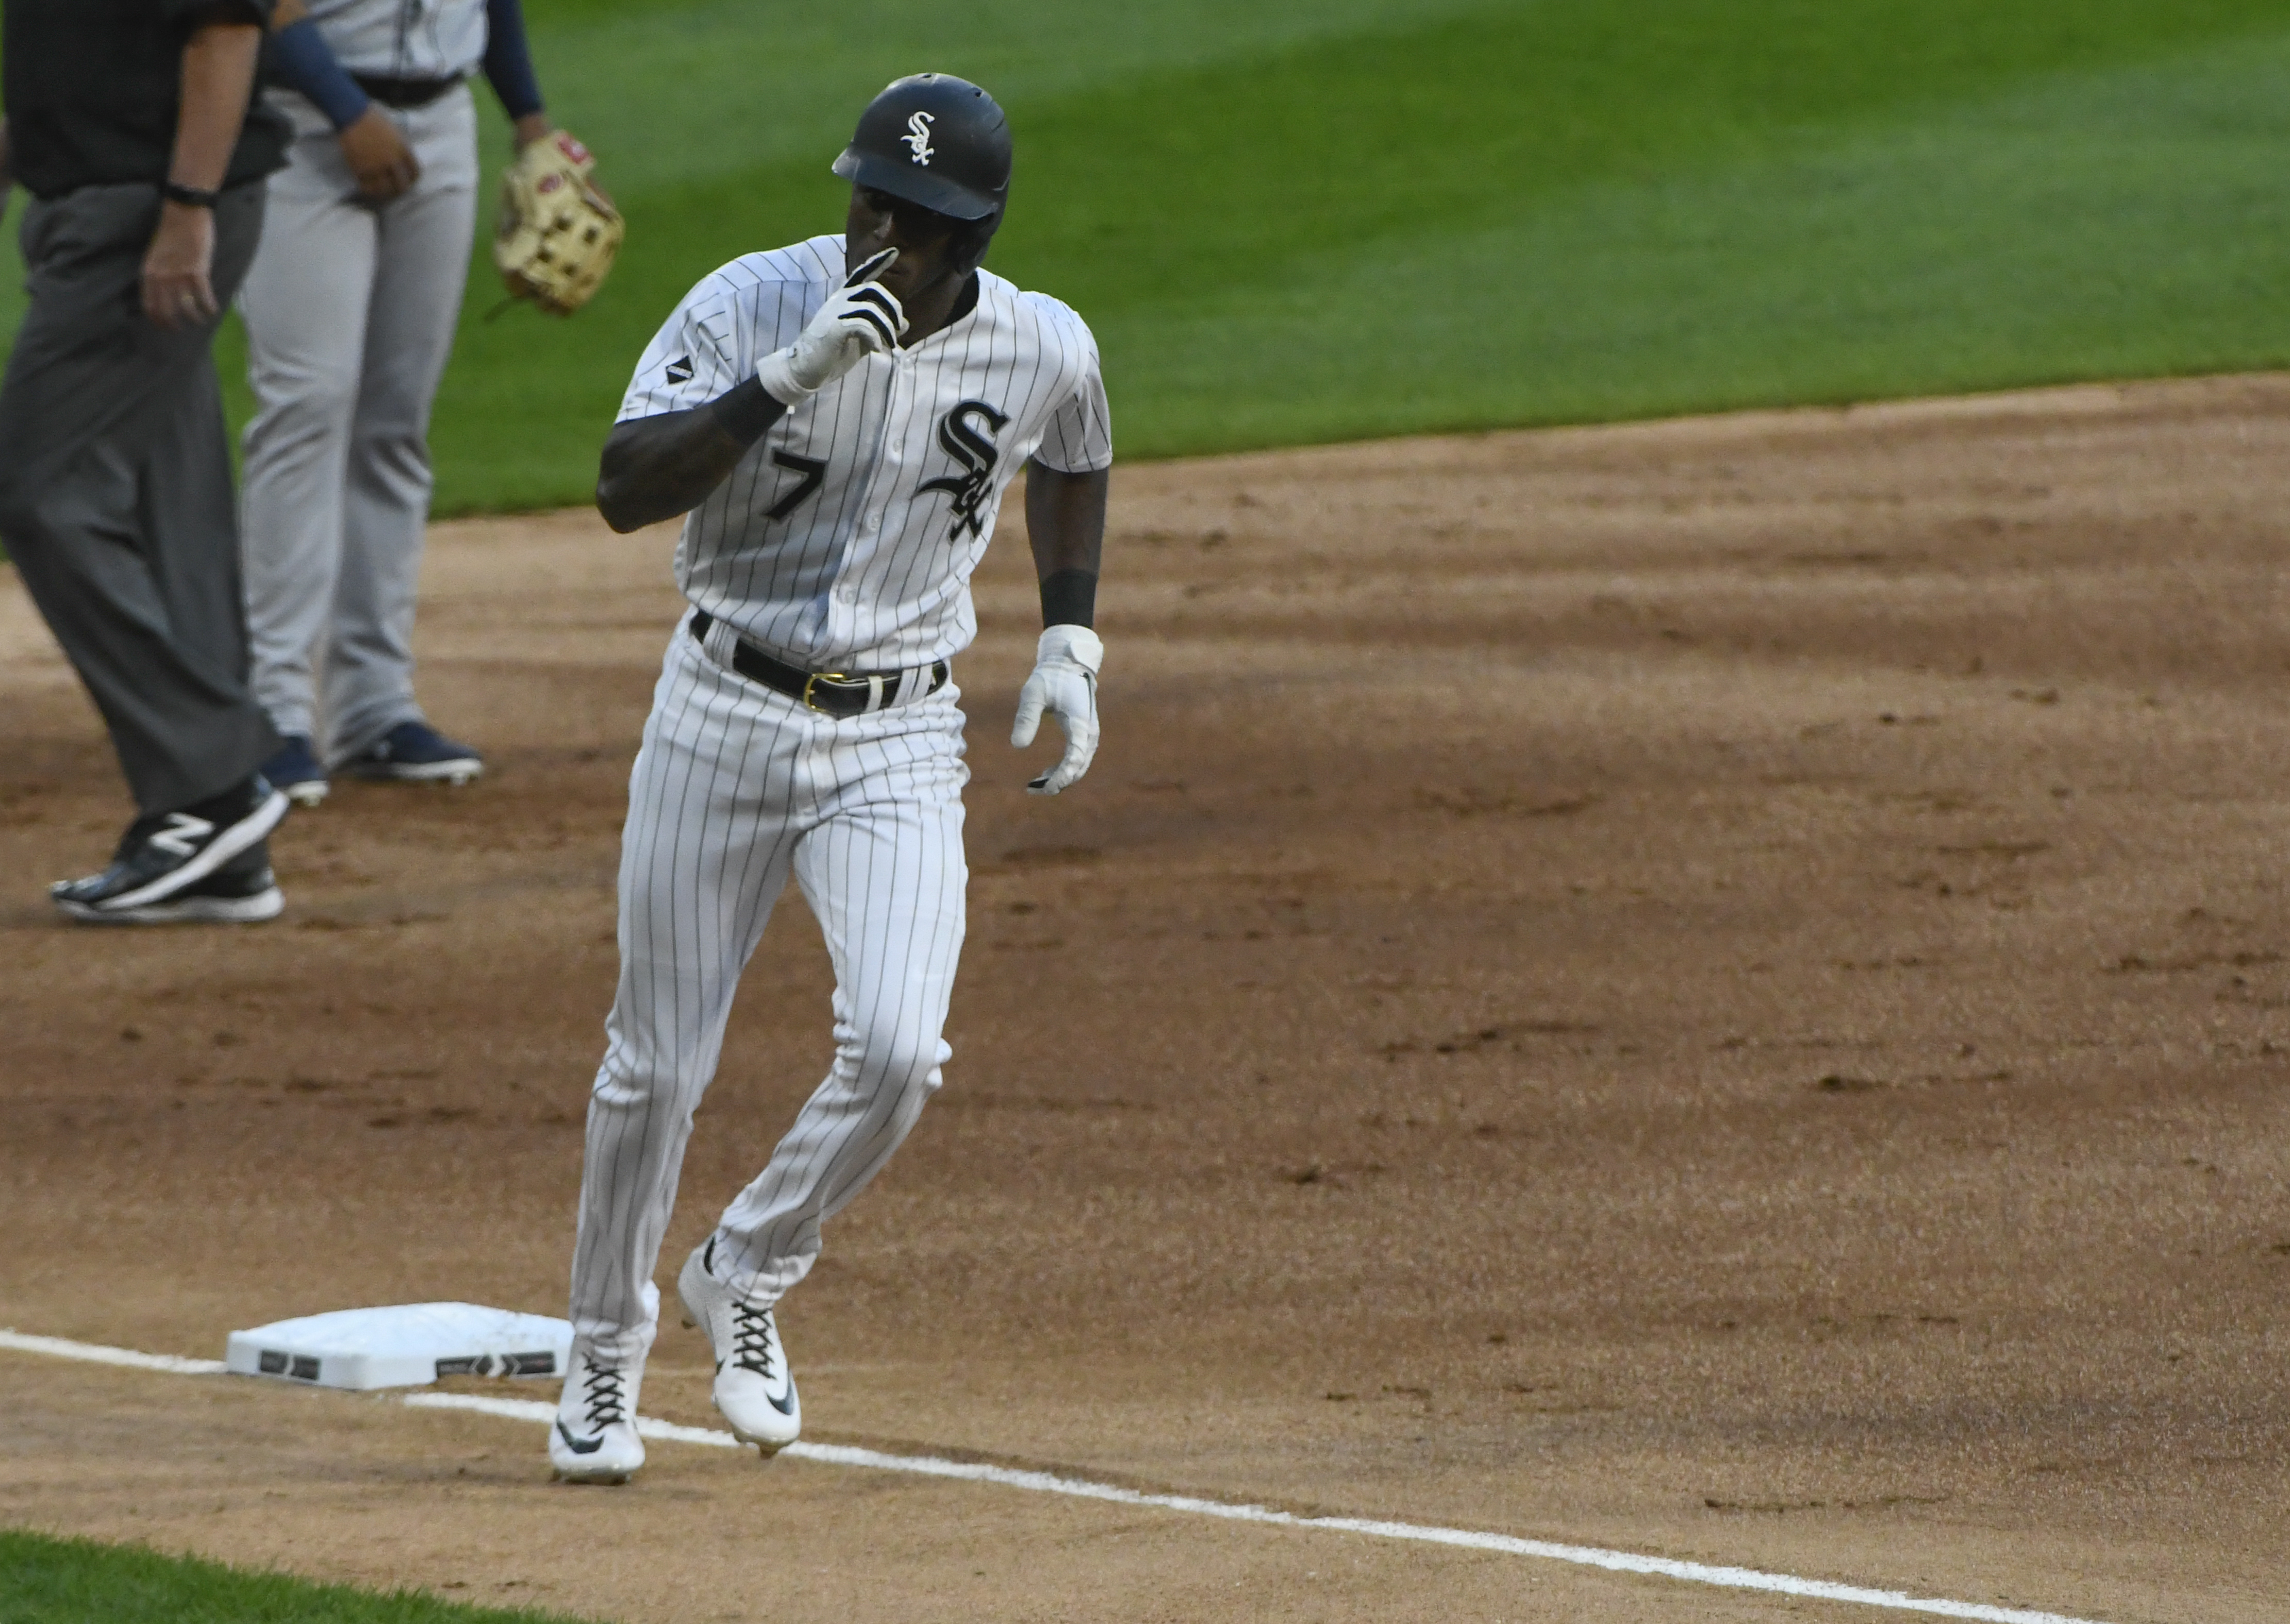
[710,377,782,445]
[1039,568,1098,629]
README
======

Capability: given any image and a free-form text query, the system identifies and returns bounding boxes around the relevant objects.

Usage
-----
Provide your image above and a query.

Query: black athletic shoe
[261,733,329,808]
[50,776,289,920]
[340,721,483,786]
[54,840,284,925]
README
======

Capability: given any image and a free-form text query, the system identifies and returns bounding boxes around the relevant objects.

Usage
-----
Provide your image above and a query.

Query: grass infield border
[0,1528,592,1624]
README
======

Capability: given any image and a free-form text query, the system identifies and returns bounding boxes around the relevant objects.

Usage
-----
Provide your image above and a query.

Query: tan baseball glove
[492,131,622,316]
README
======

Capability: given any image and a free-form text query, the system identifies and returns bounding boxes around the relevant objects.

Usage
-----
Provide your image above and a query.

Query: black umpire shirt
[2,0,291,201]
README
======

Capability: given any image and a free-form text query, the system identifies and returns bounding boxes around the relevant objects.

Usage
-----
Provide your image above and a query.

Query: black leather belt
[352,74,463,108]
[689,611,948,718]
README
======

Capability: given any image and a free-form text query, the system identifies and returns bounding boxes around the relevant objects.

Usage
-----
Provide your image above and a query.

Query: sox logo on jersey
[920,400,1010,539]
[565,235,1111,1382]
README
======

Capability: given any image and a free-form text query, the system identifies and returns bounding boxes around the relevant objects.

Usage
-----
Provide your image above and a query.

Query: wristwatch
[161,180,220,209]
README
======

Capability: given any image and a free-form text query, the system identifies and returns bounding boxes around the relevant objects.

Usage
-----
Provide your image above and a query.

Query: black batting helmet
[831,74,1010,222]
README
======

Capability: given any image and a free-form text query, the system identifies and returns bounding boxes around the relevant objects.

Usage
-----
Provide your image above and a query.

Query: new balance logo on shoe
[52,784,290,924]
[148,813,214,859]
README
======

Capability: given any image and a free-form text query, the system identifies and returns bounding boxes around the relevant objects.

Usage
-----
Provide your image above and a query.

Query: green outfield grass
[0,1529,593,1623]
[4,0,2290,511]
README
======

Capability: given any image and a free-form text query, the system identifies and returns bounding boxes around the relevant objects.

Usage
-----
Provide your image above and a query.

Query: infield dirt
[3,377,2286,1623]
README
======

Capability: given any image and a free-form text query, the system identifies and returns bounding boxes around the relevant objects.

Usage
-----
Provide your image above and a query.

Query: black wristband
[161,180,219,209]
[1038,567,1097,630]
[710,376,782,446]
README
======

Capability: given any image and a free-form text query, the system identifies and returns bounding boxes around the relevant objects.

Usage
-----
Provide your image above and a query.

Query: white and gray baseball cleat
[678,1236,801,1455]
[549,1346,645,1485]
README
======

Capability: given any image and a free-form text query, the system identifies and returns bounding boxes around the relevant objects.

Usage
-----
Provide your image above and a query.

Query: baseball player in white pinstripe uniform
[550,74,1111,1484]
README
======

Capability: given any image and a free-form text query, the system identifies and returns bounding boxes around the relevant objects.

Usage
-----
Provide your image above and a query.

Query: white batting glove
[755,247,906,404]
[1011,625,1103,795]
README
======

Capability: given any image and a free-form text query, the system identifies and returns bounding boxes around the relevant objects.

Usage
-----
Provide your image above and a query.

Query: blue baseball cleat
[260,733,329,808]
[340,721,484,786]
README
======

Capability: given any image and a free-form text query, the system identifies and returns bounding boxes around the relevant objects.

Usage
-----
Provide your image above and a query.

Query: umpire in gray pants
[0,0,294,923]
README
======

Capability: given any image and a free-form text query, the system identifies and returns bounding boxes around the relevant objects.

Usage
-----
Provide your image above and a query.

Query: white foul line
[5,1328,2111,1624]
[0,1328,227,1376]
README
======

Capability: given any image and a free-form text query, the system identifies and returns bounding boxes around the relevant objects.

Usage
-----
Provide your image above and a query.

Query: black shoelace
[731,1304,777,1380]
[580,1364,628,1430]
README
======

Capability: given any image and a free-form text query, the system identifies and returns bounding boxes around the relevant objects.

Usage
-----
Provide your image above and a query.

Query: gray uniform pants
[237,88,478,760]
[0,181,277,814]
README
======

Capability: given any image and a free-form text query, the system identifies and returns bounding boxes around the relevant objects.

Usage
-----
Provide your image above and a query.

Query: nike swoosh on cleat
[769,1389,795,1416]
[556,1421,605,1455]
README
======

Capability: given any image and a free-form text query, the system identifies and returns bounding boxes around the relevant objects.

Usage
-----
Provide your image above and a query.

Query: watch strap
[161,181,220,209]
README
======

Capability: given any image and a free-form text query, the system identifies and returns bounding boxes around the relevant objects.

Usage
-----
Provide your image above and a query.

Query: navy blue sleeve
[482,0,546,122]
[266,17,371,130]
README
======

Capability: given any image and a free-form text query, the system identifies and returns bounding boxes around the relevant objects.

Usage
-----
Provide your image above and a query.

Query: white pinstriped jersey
[298,0,490,79]
[618,235,1113,671]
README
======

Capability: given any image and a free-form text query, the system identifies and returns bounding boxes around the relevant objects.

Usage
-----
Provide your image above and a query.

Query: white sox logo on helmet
[902,111,936,167]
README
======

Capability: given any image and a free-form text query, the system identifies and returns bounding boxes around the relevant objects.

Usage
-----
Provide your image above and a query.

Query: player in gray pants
[243,0,560,802]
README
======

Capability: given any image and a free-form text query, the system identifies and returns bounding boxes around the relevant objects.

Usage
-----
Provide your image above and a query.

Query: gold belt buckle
[801,671,850,712]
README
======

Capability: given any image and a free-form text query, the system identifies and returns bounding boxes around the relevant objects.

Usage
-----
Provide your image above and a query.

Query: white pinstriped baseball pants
[569,623,968,1364]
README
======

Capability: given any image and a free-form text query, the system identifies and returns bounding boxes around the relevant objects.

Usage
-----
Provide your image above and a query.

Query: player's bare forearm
[596,380,789,534]
[1026,462,1108,628]
[144,13,262,329]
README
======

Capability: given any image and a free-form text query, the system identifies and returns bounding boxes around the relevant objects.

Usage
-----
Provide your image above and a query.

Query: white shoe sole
[57,885,284,926]
[345,759,482,786]
[280,779,328,808]
[550,1463,637,1486]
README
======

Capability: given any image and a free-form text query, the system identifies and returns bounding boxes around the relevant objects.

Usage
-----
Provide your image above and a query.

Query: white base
[225,1302,572,1391]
